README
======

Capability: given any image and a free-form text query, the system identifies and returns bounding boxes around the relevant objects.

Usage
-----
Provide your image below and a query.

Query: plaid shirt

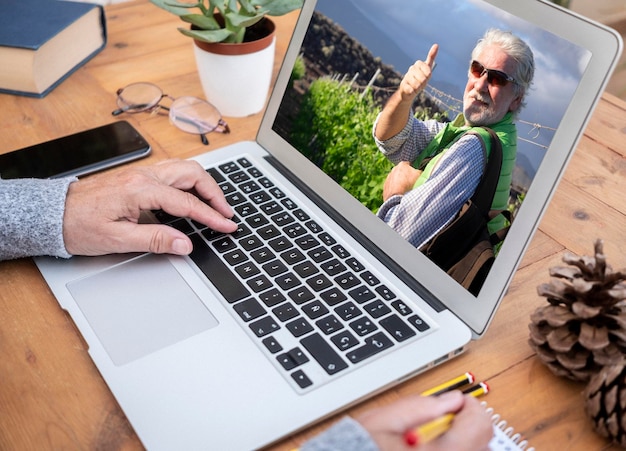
[374,114,485,249]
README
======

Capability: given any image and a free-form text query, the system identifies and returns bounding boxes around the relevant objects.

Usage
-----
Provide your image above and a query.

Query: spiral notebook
[485,402,534,451]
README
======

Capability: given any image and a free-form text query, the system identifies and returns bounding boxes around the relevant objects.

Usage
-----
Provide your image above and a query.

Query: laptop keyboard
[154,157,433,392]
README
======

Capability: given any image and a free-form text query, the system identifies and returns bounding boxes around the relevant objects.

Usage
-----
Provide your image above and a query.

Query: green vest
[412,112,517,235]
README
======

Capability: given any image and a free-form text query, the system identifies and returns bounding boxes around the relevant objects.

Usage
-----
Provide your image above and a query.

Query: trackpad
[67,254,218,366]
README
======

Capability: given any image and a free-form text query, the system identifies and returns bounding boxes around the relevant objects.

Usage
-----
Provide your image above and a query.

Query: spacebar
[189,233,250,303]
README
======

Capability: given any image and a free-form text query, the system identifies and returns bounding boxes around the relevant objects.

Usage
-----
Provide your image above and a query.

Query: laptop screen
[260,0,621,334]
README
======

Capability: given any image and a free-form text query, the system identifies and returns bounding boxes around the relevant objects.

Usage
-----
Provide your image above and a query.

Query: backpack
[418,127,507,295]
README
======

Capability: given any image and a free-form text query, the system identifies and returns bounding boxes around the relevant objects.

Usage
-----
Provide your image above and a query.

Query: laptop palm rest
[67,254,218,366]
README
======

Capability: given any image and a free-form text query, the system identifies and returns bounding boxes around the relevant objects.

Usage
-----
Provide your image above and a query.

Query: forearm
[374,91,415,141]
[0,177,75,261]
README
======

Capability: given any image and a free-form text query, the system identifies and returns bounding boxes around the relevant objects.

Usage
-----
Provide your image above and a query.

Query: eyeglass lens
[470,61,514,87]
[111,82,230,143]
[114,82,163,114]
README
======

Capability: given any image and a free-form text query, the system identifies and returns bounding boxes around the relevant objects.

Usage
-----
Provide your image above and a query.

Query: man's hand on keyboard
[62,159,237,256]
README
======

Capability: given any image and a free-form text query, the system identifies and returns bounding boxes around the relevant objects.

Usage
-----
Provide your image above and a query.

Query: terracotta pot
[192,18,276,117]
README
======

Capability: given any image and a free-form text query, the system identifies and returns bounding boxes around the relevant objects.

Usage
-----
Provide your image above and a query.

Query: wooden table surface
[1,1,625,450]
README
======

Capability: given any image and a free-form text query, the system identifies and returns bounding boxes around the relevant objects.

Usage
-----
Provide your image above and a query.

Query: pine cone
[528,239,626,382]
[584,363,626,446]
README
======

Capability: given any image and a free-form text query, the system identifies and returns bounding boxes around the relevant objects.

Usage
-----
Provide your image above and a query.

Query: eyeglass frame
[111,82,230,145]
[469,60,518,87]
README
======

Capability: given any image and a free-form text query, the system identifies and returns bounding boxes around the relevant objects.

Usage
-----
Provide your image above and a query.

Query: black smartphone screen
[0,121,151,179]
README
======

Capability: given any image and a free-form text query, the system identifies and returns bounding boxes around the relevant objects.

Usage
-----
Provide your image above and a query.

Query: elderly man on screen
[374,28,535,250]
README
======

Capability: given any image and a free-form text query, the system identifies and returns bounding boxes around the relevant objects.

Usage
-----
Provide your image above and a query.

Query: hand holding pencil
[355,390,492,451]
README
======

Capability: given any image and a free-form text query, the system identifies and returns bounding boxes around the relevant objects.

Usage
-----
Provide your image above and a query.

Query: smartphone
[0,121,151,179]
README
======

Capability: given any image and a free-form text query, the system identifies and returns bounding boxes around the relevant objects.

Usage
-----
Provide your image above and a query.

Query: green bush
[290,79,392,212]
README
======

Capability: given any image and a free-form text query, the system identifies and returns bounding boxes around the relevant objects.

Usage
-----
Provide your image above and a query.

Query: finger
[155,187,237,233]
[425,43,439,69]
[152,160,235,219]
[115,222,195,256]
[431,395,493,451]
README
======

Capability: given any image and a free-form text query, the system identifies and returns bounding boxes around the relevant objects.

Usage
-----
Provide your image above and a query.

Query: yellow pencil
[405,382,490,446]
[420,372,475,396]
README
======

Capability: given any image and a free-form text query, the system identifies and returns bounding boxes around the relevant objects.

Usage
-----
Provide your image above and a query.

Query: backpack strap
[467,126,503,216]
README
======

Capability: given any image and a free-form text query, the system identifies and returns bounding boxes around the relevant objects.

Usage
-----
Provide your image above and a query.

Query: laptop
[35,0,621,449]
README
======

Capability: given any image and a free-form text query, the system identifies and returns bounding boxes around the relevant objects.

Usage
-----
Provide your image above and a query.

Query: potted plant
[150,0,303,117]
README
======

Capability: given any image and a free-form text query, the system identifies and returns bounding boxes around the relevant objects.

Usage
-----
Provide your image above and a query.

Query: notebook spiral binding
[482,402,535,451]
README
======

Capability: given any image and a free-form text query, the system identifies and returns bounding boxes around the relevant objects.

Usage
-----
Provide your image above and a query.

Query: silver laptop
[35,0,621,449]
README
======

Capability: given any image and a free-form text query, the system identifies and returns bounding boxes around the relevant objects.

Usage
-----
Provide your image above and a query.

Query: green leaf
[249,0,303,16]
[180,13,220,30]
[224,11,264,28]
[178,27,234,43]
[150,0,199,17]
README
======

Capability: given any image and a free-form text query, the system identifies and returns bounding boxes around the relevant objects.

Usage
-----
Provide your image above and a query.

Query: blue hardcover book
[0,0,107,98]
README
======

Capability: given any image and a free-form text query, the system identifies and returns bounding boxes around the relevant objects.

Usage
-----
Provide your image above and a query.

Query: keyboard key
[291,369,313,389]
[258,288,286,307]
[250,247,275,264]
[318,232,336,246]
[363,300,392,318]
[320,259,346,276]
[213,236,237,253]
[334,272,359,290]
[334,301,361,321]
[331,244,350,259]
[286,317,314,337]
[273,302,299,322]
[300,333,348,375]
[293,261,318,278]
[224,249,248,266]
[320,287,347,306]
[306,274,333,292]
[350,316,378,336]
[262,336,283,353]
[294,235,319,250]
[392,300,413,316]
[247,275,273,293]
[189,234,249,303]
[316,314,343,335]
[250,191,271,204]
[219,162,239,174]
[269,237,292,252]
[361,271,380,286]
[235,262,260,279]
[240,235,263,252]
[281,248,306,265]
[277,347,309,370]
[206,167,226,183]
[346,332,393,364]
[331,330,359,351]
[249,316,280,337]
[349,286,376,304]
[301,300,329,319]
[288,286,315,305]
[380,314,417,342]
[408,314,431,332]
[233,298,266,322]
[229,171,250,184]
[308,247,332,263]
[376,285,396,301]
[276,272,301,291]
[237,157,252,168]
[346,257,365,272]
[262,260,288,277]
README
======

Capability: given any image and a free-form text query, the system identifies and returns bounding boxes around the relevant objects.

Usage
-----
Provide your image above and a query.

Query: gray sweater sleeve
[300,417,379,451]
[0,177,76,260]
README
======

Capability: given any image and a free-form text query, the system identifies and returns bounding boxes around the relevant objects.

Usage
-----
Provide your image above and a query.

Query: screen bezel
[257,0,622,336]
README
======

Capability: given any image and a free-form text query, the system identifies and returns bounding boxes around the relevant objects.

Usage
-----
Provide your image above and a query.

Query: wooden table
[1,1,625,449]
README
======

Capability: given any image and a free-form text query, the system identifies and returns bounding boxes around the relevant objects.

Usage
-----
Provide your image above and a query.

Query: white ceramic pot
[192,18,276,118]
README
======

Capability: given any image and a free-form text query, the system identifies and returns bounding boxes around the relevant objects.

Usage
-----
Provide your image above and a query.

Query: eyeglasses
[111,82,230,145]
[469,60,518,87]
